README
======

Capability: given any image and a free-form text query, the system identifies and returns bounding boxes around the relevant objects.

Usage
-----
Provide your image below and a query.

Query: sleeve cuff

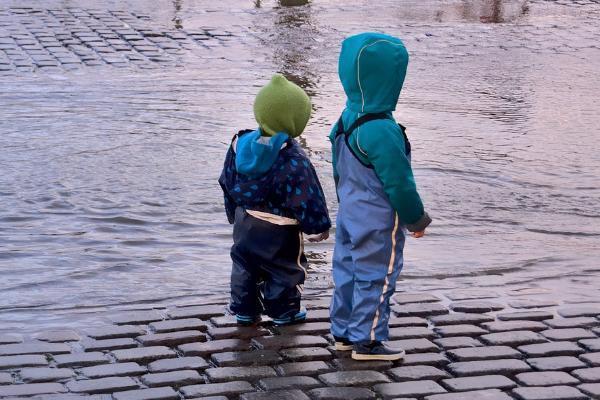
[406,211,432,232]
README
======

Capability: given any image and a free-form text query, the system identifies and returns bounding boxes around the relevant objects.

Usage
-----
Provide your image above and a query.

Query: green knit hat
[253,74,312,138]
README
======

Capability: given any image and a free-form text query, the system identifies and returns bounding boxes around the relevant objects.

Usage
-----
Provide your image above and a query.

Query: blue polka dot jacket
[219,129,331,235]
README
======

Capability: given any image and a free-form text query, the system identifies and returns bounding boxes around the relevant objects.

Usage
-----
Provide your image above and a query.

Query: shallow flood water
[1,0,600,334]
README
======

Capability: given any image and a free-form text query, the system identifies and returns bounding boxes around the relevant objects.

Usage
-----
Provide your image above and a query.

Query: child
[329,32,432,360]
[219,74,331,326]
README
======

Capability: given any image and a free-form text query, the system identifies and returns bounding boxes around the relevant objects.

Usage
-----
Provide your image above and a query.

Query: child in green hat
[219,74,331,326]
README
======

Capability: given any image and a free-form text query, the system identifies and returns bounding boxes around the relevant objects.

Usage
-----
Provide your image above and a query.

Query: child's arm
[218,146,237,224]
[358,120,432,233]
[283,155,332,236]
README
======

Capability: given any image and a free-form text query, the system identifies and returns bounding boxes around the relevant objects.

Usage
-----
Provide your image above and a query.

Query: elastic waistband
[246,210,299,226]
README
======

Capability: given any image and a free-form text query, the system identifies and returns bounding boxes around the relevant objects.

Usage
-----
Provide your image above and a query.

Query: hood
[235,130,289,177]
[338,32,409,113]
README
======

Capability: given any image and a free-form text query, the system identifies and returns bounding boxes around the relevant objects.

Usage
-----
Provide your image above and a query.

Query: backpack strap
[335,113,411,157]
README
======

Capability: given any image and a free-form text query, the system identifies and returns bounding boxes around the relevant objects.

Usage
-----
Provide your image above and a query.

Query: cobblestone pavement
[1,289,600,399]
[0,7,235,72]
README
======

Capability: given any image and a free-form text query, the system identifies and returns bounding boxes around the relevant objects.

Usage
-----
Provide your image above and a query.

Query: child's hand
[308,231,329,242]
[411,230,426,238]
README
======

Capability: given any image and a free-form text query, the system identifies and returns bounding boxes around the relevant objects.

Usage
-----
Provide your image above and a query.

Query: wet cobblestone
[1,293,600,399]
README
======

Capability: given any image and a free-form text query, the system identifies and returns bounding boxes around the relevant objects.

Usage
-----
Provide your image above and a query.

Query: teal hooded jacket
[329,32,430,230]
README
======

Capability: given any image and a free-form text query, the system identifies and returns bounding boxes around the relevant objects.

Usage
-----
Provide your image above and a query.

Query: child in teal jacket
[329,32,432,360]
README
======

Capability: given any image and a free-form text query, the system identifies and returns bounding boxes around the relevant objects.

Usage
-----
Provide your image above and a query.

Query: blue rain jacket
[219,129,331,235]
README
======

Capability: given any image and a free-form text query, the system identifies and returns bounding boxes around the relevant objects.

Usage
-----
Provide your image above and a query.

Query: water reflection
[461,0,529,23]
[173,0,182,29]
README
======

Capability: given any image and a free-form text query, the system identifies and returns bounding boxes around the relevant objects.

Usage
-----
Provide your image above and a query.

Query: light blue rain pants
[330,122,406,344]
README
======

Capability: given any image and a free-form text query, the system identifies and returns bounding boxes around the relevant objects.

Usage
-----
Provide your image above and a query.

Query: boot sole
[335,342,353,351]
[351,350,406,361]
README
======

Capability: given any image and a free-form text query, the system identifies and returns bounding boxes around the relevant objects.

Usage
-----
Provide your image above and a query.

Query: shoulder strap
[335,112,390,138]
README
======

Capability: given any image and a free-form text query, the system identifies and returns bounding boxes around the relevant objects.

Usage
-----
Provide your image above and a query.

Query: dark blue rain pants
[229,207,307,320]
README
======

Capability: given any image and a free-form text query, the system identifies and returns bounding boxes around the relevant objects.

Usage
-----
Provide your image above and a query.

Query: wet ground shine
[1,0,600,334]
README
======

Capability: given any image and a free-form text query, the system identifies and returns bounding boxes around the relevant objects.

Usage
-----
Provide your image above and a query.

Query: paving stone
[276,360,332,375]
[448,359,531,376]
[374,380,446,399]
[434,324,488,337]
[209,316,238,327]
[0,355,48,369]
[544,317,599,329]
[557,305,600,318]
[318,370,390,386]
[388,365,450,382]
[0,372,12,384]
[179,339,250,356]
[442,375,516,391]
[241,390,311,400]
[541,328,597,341]
[433,337,482,349]
[306,309,331,322]
[511,385,588,400]
[138,330,206,346]
[80,362,147,378]
[112,347,177,364]
[450,301,504,313]
[53,352,109,368]
[280,347,332,362]
[186,397,227,400]
[0,335,22,345]
[205,366,277,382]
[208,326,269,340]
[0,342,71,356]
[402,352,450,367]
[393,302,449,317]
[252,335,328,350]
[445,290,500,301]
[148,356,208,372]
[387,338,439,353]
[498,311,554,321]
[181,381,254,397]
[481,331,547,346]
[113,387,179,400]
[578,338,600,351]
[332,358,393,371]
[149,318,207,333]
[0,382,66,397]
[483,321,548,332]
[509,299,559,309]
[35,330,80,342]
[258,376,320,391]
[308,387,377,400]
[518,342,584,357]
[429,313,494,326]
[572,367,600,382]
[82,338,138,352]
[389,317,429,327]
[212,350,282,367]
[425,389,513,400]
[168,305,224,319]
[141,370,202,387]
[111,310,164,325]
[578,383,600,398]
[581,352,600,366]
[20,367,75,382]
[85,325,145,340]
[388,326,435,340]
[447,345,521,361]
[276,322,330,335]
[515,371,580,386]
[527,356,586,371]
[66,377,139,394]
[394,293,441,304]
